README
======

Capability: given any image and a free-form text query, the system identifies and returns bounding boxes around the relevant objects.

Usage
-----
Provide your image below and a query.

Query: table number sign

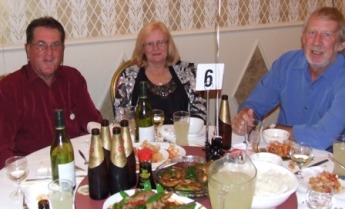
[196,63,224,91]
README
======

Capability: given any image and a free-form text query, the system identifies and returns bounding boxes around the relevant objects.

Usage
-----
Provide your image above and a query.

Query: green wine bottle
[135,81,154,142]
[50,109,76,188]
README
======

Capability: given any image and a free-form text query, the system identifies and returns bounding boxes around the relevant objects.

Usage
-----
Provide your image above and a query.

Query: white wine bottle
[135,81,154,142]
[50,109,76,188]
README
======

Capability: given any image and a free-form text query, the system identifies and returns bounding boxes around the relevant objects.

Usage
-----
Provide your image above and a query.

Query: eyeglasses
[143,40,168,49]
[30,41,64,51]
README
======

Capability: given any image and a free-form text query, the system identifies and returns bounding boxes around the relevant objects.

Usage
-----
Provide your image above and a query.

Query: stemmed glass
[5,156,29,199]
[244,119,262,153]
[289,142,313,180]
[153,109,165,141]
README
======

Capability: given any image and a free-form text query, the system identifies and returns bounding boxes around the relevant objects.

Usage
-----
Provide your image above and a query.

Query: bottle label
[138,126,154,142]
[58,161,76,186]
[111,145,127,168]
[89,139,105,169]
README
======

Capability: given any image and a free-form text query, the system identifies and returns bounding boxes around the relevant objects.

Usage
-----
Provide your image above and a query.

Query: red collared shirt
[0,64,102,168]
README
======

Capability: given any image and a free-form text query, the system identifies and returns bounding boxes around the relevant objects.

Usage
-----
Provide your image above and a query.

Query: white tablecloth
[0,126,343,209]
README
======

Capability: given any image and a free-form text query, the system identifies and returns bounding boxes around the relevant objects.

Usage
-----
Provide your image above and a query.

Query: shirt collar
[24,63,63,85]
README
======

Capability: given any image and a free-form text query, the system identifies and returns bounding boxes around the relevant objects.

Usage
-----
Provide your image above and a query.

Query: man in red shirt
[0,17,102,168]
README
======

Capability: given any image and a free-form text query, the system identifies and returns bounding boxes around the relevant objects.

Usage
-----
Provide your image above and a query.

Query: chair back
[110,60,134,106]
[0,74,7,81]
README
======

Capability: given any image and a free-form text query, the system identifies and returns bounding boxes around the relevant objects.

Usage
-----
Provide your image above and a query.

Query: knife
[307,159,329,167]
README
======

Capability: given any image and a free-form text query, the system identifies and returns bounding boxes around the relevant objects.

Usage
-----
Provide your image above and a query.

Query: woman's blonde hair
[131,21,180,67]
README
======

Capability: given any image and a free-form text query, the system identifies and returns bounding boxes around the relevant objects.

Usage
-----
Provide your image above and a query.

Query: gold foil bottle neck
[100,119,111,151]
[110,127,127,168]
[89,128,105,169]
[121,120,134,157]
[219,95,231,125]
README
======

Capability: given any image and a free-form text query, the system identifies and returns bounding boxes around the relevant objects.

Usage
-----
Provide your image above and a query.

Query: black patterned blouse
[114,61,206,124]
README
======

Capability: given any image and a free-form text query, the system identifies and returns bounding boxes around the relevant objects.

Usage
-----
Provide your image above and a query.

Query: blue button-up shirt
[240,50,345,149]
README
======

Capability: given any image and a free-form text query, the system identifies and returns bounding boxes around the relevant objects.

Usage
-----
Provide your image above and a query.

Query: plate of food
[299,166,345,198]
[133,140,186,170]
[154,155,209,198]
[102,188,206,209]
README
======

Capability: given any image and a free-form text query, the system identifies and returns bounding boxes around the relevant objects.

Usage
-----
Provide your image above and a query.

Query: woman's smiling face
[143,29,168,65]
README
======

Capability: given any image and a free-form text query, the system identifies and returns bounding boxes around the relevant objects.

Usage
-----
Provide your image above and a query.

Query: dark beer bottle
[100,119,111,168]
[88,128,109,200]
[109,127,129,194]
[218,95,232,149]
[120,119,137,188]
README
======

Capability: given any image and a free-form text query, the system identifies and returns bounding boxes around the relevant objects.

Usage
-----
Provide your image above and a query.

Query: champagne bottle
[100,119,111,169]
[50,109,76,188]
[218,95,232,149]
[135,81,154,142]
[120,119,137,188]
[88,128,109,200]
[109,127,129,195]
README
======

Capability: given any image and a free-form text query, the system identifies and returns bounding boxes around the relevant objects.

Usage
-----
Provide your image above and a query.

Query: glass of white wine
[5,156,29,199]
[153,109,165,141]
[289,142,313,180]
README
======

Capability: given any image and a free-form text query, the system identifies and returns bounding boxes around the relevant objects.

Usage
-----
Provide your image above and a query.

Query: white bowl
[262,128,290,144]
[188,117,204,136]
[250,152,283,165]
[251,161,299,209]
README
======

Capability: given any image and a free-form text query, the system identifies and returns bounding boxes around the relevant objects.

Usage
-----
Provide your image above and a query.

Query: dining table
[0,124,343,209]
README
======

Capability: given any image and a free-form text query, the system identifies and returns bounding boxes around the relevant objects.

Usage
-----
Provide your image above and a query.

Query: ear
[337,41,345,52]
[25,43,30,60]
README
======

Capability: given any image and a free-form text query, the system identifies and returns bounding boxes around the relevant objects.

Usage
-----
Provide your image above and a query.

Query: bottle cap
[139,81,148,97]
[38,199,49,209]
[120,119,129,127]
[91,128,100,135]
[137,147,152,161]
[221,95,228,100]
[54,109,65,127]
[101,119,109,126]
[112,127,121,135]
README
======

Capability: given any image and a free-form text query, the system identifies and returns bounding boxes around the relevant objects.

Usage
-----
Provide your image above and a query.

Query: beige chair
[110,60,133,105]
[0,74,7,81]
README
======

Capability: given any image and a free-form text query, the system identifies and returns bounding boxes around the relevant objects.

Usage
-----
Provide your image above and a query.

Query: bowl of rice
[251,161,299,209]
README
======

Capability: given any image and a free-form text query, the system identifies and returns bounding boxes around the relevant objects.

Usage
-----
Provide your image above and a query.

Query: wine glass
[289,142,313,180]
[244,119,262,153]
[5,156,29,199]
[153,109,165,141]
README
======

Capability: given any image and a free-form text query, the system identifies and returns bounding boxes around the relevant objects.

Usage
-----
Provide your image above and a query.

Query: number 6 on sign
[195,63,224,91]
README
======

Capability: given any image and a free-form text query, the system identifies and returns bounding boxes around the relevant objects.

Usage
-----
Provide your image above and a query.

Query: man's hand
[231,108,256,135]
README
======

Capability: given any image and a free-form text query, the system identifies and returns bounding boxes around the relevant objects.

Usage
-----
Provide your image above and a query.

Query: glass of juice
[208,151,257,209]
[333,135,345,176]
[48,179,73,209]
[173,111,190,146]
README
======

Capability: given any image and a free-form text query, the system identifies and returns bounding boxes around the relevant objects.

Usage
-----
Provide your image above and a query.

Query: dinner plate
[133,142,169,170]
[102,189,206,209]
[24,180,50,209]
[133,142,186,170]
[299,166,345,198]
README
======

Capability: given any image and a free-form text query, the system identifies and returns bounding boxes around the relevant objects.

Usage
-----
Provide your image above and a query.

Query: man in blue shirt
[231,7,345,150]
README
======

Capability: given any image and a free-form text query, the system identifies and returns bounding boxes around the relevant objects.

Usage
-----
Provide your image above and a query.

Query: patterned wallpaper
[0,0,344,47]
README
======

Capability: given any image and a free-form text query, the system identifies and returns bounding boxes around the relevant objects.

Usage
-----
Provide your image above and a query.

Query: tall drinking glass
[5,156,29,199]
[153,109,165,141]
[245,119,262,153]
[173,111,190,146]
[49,179,73,209]
[208,151,257,209]
[333,135,345,176]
